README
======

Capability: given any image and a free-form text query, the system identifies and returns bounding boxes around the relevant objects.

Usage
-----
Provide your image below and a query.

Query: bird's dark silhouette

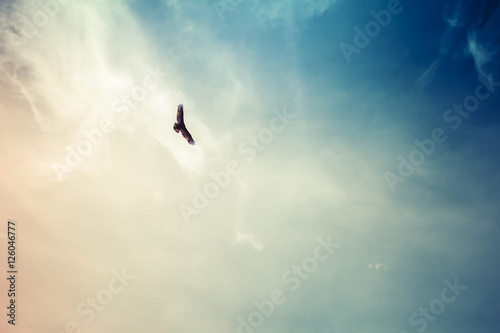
[173,104,195,145]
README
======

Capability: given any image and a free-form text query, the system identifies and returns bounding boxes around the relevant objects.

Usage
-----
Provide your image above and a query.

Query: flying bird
[173,104,195,145]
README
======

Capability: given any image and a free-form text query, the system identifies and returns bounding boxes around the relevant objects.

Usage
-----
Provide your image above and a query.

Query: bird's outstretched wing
[180,127,195,145]
[177,104,184,124]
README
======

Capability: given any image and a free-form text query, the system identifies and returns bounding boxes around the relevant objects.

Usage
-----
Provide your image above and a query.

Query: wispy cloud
[414,0,500,90]
[367,262,386,270]
[413,2,464,90]
[248,0,338,28]
[466,31,498,79]
[233,231,265,251]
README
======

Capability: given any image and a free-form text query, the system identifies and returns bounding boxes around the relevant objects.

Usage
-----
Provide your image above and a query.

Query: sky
[0,0,499,332]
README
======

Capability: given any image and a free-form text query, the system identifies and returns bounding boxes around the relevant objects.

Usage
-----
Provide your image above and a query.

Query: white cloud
[413,1,463,90]
[466,31,498,78]
[233,231,265,251]
[243,0,339,45]
[368,262,386,270]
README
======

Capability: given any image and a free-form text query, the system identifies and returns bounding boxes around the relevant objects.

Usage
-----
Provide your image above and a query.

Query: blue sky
[0,0,499,332]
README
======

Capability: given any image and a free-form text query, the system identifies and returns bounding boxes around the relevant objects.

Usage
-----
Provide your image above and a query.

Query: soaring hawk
[173,104,195,145]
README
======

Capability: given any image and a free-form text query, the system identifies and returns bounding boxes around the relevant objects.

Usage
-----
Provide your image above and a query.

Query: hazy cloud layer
[0,1,499,333]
